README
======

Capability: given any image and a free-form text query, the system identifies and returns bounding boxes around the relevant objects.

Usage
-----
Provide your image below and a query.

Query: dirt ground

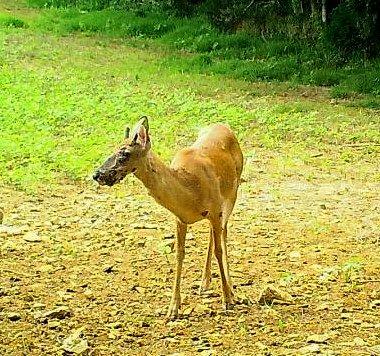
[1,148,379,355]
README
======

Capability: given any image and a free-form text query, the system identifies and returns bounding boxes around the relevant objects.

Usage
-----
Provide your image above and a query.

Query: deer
[93,116,243,319]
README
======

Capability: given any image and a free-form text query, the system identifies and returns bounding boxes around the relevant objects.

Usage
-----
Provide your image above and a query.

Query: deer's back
[171,124,243,200]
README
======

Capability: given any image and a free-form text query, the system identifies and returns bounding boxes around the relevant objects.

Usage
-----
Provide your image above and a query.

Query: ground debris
[103,265,115,273]
[298,343,321,354]
[131,222,158,229]
[0,224,25,236]
[258,285,293,305]
[370,345,380,355]
[23,231,42,242]
[62,327,89,355]
[306,333,331,344]
[6,312,21,321]
[34,306,72,322]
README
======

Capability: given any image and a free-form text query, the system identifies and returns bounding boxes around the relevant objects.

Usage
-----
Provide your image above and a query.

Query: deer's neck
[133,152,199,223]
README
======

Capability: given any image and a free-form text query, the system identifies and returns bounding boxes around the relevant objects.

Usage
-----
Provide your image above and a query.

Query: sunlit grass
[0,23,379,192]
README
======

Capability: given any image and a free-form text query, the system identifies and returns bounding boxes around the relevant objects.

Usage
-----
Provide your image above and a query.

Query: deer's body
[135,124,243,225]
[94,118,243,318]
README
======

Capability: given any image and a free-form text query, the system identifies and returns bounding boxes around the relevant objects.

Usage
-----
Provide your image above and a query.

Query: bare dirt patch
[1,149,379,355]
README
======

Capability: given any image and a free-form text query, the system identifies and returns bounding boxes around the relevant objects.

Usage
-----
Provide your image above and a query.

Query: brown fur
[94,119,243,318]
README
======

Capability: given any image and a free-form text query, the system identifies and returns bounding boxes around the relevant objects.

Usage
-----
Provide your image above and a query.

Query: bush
[0,16,28,28]
[325,0,380,58]
[28,0,169,12]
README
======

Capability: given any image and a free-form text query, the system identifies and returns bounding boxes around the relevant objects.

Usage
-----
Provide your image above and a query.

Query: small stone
[57,290,74,300]
[352,337,366,346]
[316,303,330,311]
[130,285,145,294]
[108,322,122,329]
[131,223,158,230]
[62,327,89,355]
[255,341,268,350]
[361,322,375,328]
[48,320,61,329]
[370,345,380,355]
[299,344,321,354]
[38,264,54,273]
[194,304,210,315]
[37,306,72,321]
[8,312,21,321]
[340,312,351,319]
[258,286,293,305]
[289,250,301,261]
[103,265,115,273]
[23,231,42,242]
[306,333,330,344]
[199,351,212,356]
[370,300,380,308]
[136,240,146,247]
[0,225,24,236]
[83,289,95,300]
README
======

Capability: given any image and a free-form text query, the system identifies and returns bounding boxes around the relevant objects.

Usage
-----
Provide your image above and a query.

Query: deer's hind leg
[221,222,232,290]
[211,216,234,309]
[199,229,213,294]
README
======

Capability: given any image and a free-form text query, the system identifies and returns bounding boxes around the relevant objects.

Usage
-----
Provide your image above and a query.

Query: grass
[0,1,379,192]
[3,1,380,99]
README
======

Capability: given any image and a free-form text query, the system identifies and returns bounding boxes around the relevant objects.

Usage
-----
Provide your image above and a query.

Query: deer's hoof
[166,306,179,320]
[198,279,212,295]
[223,297,236,311]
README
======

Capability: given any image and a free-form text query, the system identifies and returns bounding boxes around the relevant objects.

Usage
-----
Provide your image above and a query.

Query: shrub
[0,16,28,28]
[325,0,380,58]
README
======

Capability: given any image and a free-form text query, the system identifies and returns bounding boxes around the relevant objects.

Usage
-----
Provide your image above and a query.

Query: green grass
[5,2,380,98]
[0,3,379,192]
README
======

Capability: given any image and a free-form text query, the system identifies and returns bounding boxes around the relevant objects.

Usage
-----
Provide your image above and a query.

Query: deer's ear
[139,116,149,133]
[136,125,149,149]
[131,116,150,149]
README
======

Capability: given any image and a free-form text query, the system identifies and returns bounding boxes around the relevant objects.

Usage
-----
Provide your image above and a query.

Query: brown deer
[93,116,243,318]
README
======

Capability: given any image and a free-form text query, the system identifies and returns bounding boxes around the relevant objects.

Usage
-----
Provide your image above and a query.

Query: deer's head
[93,116,151,186]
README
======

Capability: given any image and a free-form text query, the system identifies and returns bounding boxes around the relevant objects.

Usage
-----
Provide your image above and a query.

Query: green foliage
[1,3,379,190]
[3,2,380,97]
[324,1,379,58]
[0,15,28,28]
[33,8,177,37]
[28,0,168,12]
[1,27,378,191]
[341,259,364,283]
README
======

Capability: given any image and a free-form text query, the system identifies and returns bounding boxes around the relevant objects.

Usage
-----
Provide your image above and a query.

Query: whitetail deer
[93,116,243,319]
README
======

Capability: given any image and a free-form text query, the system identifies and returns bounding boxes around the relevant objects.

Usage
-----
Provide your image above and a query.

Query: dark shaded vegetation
[23,0,380,98]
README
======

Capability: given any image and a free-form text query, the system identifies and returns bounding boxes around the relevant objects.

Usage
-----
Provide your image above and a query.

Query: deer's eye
[117,151,130,162]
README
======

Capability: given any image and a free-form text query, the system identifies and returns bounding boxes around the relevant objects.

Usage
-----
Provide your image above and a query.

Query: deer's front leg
[167,220,187,319]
